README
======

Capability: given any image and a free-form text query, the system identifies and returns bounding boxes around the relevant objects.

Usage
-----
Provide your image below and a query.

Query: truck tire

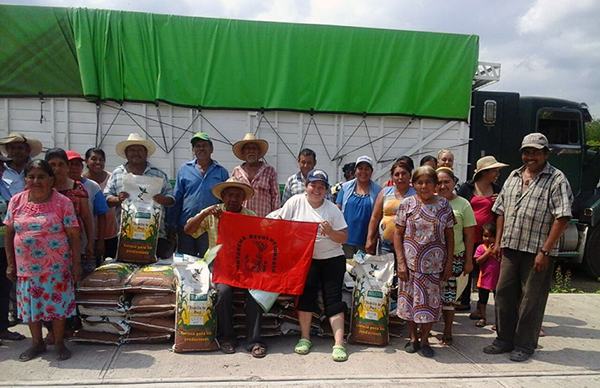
[583,225,600,280]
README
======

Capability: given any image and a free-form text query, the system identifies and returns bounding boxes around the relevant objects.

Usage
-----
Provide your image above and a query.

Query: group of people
[0,129,572,365]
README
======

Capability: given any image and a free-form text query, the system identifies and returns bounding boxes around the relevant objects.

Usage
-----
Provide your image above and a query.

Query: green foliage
[550,266,584,293]
[585,118,600,145]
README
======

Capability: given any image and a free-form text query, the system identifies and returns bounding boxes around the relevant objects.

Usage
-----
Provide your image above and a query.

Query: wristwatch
[540,249,550,257]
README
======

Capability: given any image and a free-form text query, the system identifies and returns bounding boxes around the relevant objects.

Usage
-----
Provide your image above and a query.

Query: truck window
[537,109,581,145]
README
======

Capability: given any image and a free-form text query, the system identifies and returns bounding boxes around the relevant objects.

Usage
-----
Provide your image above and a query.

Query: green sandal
[294,338,313,355]
[332,345,348,362]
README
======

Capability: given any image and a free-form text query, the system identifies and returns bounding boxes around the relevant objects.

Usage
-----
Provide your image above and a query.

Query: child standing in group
[471,223,501,328]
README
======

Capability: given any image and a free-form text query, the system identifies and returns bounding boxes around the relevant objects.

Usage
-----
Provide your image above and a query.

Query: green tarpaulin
[0,5,479,120]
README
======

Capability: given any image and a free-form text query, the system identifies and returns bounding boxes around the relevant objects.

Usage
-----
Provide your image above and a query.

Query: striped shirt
[231,163,280,218]
[492,162,572,256]
[104,162,175,239]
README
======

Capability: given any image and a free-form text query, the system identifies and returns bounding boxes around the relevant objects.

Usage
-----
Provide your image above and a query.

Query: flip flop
[476,318,487,327]
[56,345,72,361]
[332,345,348,362]
[439,336,453,346]
[251,344,267,358]
[0,331,26,341]
[294,338,312,355]
[19,344,47,362]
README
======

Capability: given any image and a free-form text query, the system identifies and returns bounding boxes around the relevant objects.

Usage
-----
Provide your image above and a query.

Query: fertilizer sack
[127,263,176,293]
[117,174,163,264]
[78,262,138,293]
[173,259,219,352]
[349,251,394,346]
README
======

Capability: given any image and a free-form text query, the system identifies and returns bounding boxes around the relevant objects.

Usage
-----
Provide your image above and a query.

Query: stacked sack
[72,262,137,345]
[125,263,177,344]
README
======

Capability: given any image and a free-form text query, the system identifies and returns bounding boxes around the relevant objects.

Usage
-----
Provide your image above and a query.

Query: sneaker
[483,343,513,354]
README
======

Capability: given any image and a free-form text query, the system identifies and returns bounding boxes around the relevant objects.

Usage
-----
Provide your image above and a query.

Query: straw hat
[473,156,509,180]
[232,133,268,161]
[0,132,43,157]
[212,177,255,201]
[115,133,156,158]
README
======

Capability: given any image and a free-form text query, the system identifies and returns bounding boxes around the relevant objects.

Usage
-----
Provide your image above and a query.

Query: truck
[0,5,598,277]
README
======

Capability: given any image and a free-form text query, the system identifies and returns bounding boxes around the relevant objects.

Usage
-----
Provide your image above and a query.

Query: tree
[586,118,600,145]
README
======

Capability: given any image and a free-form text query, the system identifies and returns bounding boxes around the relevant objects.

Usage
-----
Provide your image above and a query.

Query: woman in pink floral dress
[4,160,81,362]
[394,166,455,358]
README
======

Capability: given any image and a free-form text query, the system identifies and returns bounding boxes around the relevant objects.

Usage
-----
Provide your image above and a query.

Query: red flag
[213,212,318,295]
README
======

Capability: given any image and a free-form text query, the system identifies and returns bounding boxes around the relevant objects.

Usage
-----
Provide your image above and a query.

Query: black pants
[215,284,264,351]
[103,237,118,261]
[297,255,347,318]
[176,227,209,258]
[478,288,496,305]
[0,248,11,332]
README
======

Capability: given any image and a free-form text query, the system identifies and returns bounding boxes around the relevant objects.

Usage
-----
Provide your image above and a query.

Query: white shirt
[279,193,347,260]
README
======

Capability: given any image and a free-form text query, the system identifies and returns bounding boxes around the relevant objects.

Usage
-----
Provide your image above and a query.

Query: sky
[5,0,600,118]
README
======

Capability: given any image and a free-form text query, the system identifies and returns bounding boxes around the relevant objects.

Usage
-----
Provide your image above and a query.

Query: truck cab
[470,91,600,278]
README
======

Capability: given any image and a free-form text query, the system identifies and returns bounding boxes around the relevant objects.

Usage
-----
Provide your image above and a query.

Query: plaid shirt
[189,204,256,248]
[104,162,175,239]
[231,163,280,218]
[492,162,572,256]
[281,171,331,206]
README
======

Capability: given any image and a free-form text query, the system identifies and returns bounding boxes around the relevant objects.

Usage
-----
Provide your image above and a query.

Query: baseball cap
[520,133,549,151]
[307,169,330,187]
[191,132,211,144]
[66,150,84,161]
[355,155,373,168]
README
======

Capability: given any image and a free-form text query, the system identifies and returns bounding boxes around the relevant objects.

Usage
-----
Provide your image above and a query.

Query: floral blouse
[395,195,455,274]
[4,190,79,277]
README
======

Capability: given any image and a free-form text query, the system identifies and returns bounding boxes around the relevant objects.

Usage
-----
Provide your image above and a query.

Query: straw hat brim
[212,181,255,201]
[232,139,268,161]
[115,139,156,158]
[0,134,43,157]
[473,162,509,179]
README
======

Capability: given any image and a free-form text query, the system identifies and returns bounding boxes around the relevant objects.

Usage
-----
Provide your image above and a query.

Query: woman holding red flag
[278,169,349,362]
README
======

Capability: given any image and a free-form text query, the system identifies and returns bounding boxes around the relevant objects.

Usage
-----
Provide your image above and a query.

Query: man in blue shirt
[168,132,228,257]
[0,133,43,196]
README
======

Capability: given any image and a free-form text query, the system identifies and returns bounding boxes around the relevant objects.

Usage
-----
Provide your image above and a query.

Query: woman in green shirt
[436,167,476,345]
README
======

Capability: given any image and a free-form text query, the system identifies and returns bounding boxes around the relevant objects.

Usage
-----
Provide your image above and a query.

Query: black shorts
[297,254,347,318]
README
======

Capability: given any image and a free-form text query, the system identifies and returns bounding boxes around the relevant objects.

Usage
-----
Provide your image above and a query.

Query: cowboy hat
[212,177,255,201]
[232,133,268,161]
[473,155,509,180]
[115,133,156,158]
[0,132,43,157]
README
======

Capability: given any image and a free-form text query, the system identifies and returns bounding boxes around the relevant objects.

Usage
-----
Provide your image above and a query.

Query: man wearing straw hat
[168,132,228,258]
[231,133,279,218]
[0,133,44,196]
[184,177,267,358]
[104,133,175,259]
[483,133,573,362]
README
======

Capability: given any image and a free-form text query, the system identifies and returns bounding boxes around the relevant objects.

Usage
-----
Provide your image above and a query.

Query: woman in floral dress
[394,166,455,358]
[4,160,81,361]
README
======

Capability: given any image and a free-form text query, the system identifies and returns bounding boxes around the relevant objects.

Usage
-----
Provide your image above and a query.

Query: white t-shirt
[279,193,347,260]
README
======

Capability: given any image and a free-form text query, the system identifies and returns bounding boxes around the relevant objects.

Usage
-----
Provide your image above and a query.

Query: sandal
[469,312,482,320]
[0,331,26,341]
[332,345,348,362]
[251,344,267,358]
[476,318,487,327]
[294,338,312,355]
[56,345,72,361]
[19,344,47,362]
[439,336,453,346]
[220,342,236,354]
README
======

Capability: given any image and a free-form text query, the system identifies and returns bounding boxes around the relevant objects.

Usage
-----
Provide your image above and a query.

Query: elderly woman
[436,167,476,345]
[279,169,349,362]
[456,155,508,312]
[231,133,279,217]
[336,156,382,258]
[394,166,455,358]
[365,158,415,255]
[4,160,81,361]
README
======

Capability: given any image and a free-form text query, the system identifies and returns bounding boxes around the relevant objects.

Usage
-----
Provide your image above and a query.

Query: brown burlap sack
[124,330,172,344]
[70,330,122,345]
[128,316,175,333]
[78,263,138,292]
[129,293,176,313]
[127,264,176,293]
